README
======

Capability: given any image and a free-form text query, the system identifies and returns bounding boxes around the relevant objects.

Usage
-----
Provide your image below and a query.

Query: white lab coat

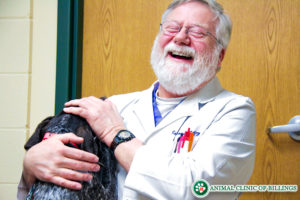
[110,77,256,200]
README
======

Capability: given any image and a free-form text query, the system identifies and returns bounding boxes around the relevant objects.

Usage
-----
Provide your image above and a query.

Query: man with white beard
[18,0,256,199]
[151,38,221,96]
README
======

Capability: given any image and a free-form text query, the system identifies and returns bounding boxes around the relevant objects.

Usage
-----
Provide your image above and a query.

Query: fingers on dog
[58,168,93,182]
[58,133,84,144]
[51,134,99,165]
[64,96,102,107]
[62,148,99,167]
[63,106,88,118]
[51,175,82,190]
[64,98,81,107]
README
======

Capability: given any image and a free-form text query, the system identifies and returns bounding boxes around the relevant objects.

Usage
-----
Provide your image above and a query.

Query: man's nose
[173,28,191,45]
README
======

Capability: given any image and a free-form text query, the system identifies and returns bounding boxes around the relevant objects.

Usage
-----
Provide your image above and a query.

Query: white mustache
[163,43,196,58]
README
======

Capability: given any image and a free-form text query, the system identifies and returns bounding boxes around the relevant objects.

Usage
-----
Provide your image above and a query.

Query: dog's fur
[24,108,117,200]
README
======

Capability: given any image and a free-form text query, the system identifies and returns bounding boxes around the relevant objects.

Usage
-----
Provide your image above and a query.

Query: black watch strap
[110,129,135,152]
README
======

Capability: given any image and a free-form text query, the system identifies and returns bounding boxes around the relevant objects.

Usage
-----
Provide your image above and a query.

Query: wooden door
[82,1,300,199]
[82,0,170,97]
[217,1,300,199]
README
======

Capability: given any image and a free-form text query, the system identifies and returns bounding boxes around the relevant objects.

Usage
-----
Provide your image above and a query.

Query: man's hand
[63,96,143,173]
[63,96,125,146]
[23,133,100,190]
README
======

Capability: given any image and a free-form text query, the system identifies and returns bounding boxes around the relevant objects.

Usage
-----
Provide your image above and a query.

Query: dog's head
[24,111,101,156]
[25,100,117,199]
[25,96,107,153]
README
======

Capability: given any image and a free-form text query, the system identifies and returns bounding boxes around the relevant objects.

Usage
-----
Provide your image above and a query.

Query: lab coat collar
[132,76,224,137]
[187,76,224,105]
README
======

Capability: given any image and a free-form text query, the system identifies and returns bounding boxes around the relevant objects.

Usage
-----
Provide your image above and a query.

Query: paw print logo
[191,179,210,198]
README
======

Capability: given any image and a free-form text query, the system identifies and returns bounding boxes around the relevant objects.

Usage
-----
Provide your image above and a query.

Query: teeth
[171,50,193,58]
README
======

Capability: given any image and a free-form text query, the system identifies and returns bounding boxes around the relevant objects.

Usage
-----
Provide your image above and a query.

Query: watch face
[119,131,131,139]
[111,130,135,151]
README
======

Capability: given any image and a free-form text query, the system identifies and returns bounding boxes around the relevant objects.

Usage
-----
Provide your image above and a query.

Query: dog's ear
[100,96,107,101]
[24,116,54,150]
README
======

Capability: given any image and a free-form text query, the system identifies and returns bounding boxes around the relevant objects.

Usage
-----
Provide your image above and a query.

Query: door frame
[55,0,83,114]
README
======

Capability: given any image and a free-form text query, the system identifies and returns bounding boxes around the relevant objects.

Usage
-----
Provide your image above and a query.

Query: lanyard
[152,83,186,126]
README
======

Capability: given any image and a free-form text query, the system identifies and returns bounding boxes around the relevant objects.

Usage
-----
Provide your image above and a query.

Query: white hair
[161,0,232,49]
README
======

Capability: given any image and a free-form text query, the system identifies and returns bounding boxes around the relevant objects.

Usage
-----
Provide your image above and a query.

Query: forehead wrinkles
[165,2,218,31]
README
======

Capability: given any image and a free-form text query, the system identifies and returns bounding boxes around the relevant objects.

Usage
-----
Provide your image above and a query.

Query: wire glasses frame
[160,21,223,47]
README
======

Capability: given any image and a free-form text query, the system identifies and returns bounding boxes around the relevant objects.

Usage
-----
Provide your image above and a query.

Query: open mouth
[169,51,193,60]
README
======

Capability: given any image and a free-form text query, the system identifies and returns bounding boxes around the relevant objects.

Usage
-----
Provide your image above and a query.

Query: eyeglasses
[160,21,222,46]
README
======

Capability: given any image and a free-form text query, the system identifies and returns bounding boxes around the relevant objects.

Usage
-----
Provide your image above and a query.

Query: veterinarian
[18,0,256,199]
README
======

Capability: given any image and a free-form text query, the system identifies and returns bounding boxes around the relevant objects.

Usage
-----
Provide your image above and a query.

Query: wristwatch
[110,129,136,152]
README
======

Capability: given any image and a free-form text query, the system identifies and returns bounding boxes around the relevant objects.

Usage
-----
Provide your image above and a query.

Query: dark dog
[24,105,117,200]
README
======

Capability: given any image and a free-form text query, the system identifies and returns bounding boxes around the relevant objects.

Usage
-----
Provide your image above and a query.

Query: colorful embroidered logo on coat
[172,130,201,136]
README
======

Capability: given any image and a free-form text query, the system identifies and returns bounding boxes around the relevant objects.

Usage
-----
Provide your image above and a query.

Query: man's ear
[217,48,226,69]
